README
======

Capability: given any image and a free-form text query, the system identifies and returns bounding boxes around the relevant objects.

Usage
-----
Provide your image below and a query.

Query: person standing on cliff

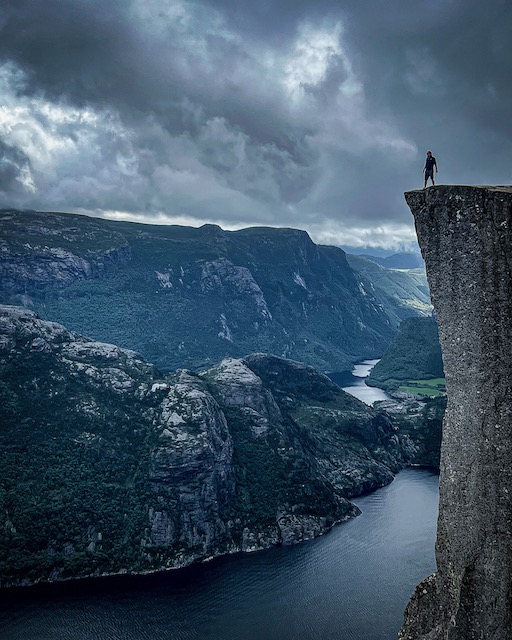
[423,150,438,188]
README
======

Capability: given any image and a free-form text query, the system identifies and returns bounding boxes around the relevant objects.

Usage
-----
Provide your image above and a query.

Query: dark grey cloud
[0,0,511,247]
[0,139,31,200]
[345,0,512,181]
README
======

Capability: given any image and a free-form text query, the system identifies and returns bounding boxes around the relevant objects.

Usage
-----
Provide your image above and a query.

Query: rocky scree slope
[0,305,412,588]
[399,186,512,640]
[0,209,424,372]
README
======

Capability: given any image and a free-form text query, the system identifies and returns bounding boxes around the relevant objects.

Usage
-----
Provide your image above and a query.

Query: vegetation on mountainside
[0,353,153,583]
[0,209,126,255]
[0,308,411,588]
[367,316,444,392]
[399,378,446,397]
[0,210,427,373]
[388,396,445,469]
[345,254,432,318]
[223,404,343,530]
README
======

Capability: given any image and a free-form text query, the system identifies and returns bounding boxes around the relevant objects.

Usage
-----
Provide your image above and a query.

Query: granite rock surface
[0,305,411,588]
[399,185,512,639]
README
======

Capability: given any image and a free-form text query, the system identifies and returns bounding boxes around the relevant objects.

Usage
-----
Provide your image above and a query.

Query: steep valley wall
[0,305,410,589]
[399,185,512,639]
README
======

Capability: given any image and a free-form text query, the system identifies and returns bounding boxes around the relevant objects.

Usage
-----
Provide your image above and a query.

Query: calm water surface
[329,359,391,405]
[0,470,438,640]
[1,363,438,640]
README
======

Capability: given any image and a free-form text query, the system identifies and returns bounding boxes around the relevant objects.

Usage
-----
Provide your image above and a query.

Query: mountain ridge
[0,209,426,373]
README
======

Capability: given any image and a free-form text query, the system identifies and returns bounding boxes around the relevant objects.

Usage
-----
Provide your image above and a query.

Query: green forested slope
[0,306,411,588]
[367,316,444,390]
[346,254,431,317]
[0,210,425,372]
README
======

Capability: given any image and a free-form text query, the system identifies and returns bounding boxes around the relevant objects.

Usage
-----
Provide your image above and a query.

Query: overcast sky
[0,0,511,249]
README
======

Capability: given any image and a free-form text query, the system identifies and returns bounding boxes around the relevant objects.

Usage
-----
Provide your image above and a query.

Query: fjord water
[1,470,438,640]
[0,364,439,640]
[329,358,391,405]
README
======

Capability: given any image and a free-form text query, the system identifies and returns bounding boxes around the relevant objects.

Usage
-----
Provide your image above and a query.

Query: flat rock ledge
[398,185,512,639]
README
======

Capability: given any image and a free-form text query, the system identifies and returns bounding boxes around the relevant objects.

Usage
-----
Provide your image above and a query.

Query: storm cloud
[0,0,510,248]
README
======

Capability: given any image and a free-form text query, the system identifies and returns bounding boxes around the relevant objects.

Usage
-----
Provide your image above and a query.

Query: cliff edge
[399,185,512,639]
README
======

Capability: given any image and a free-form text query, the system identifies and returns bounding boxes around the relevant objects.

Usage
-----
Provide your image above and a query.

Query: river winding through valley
[328,358,391,405]
[0,362,439,640]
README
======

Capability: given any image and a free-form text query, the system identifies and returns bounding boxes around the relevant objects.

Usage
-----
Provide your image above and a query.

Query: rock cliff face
[399,185,512,639]
[0,209,131,295]
[0,209,424,372]
[0,305,411,588]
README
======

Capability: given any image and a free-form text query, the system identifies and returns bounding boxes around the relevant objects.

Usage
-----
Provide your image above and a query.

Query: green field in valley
[399,378,446,397]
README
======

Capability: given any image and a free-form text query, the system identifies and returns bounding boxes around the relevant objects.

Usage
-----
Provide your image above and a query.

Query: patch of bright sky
[131,0,240,51]
[0,63,139,193]
[0,103,80,166]
[284,21,361,101]
[280,21,416,157]
[308,221,419,250]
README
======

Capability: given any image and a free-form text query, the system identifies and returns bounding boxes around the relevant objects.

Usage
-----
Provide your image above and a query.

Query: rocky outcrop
[0,305,412,588]
[379,395,445,469]
[399,185,512,639]
[0,209,131,296]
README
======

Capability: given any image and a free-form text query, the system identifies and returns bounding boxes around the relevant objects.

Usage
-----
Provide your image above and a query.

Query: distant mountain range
[363,252,425,270]
[0,209,430,372]
[345,254,431,316]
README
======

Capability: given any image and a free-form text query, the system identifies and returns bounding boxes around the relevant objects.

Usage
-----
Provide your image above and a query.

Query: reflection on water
[329,359,390,405]
[352,359,380,378]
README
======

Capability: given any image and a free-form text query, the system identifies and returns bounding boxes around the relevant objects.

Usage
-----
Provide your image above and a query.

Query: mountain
[340,245,395,258]
[0,209,425,373]
[345,253,432,319]
[339,246,422,260]
[378,396,445,469]
[399,186,512,639]
[0,305,412,588]
[366,316,444,391]
[364,252,425,269]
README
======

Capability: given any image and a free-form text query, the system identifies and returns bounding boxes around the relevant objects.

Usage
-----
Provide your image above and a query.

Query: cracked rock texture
[399,185,512,640]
